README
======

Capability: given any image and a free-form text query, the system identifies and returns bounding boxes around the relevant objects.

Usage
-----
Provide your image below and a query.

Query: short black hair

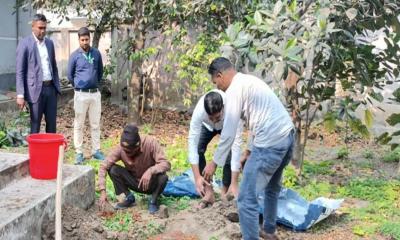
[32,13,47,23]
[204,91,224,115]
[208,57,233,76]
[78,27,90,38]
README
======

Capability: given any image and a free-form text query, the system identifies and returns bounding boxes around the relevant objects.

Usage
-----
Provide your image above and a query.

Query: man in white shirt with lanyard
[188,89,243,206]
[203,57,294,240]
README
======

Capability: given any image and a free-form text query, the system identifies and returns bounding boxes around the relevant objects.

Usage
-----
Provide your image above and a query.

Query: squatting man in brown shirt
[98,124,171,214]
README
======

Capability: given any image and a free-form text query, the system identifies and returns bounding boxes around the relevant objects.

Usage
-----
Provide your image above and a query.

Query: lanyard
[82,51,94,64]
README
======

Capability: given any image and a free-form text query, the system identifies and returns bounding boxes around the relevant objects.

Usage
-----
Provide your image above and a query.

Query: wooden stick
[55,145,64,240]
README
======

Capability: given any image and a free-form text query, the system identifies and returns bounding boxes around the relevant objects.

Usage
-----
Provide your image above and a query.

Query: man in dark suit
[16,14,61,133]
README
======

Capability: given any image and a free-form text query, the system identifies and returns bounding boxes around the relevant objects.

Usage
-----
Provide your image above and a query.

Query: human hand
[195,176,210,197]
[16,97,25,110]
[203,161,217,182]
[98,190,108,210]
[227,183,239,199]
[138,168,153,191]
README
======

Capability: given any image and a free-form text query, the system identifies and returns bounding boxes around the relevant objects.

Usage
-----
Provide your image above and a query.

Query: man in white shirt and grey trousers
[203,57,294,240]
[188,89,243,206]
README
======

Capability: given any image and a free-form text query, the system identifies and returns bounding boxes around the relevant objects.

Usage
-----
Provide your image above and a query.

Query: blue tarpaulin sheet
[163,169,343,231]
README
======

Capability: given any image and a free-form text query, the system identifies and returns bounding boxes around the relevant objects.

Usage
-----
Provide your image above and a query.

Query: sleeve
[16,41,27,97]
[98,51,103,82]
[230,119,244,172]
[67,53,76,86]
[187,98,205,166]
[98,147,122,191]
[150,139,171,174]
[213,88,242,167]
[51,41,60,84]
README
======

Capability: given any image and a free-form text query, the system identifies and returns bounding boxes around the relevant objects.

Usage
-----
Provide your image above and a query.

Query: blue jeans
[238,130,294,240]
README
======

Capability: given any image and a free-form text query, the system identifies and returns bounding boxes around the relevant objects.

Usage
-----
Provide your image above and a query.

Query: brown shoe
[259,229,279,240]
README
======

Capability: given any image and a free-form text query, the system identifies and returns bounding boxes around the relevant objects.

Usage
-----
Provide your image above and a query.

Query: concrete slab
[0,152,29,190]
[0,164,95,240]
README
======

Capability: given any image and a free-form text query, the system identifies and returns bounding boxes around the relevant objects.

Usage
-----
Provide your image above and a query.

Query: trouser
[73,91,101,154]
[238,130,294,240]
[108,165,168,202]
[198,125,232,187]
[28,85,57,133]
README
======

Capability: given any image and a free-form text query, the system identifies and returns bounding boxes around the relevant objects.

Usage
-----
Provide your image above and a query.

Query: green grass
[159,195,192,211]
[165,136,190,175]
[380,222,400,239]
[303,160,334,175]
[337,179,399,237]
[383,147,400,163]
[104,211,134,232]
[337,146,349,159]
[362,149,374,159]
[135,221,165,239]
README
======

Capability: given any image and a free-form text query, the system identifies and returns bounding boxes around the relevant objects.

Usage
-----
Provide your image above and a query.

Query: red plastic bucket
[26,133,67,180]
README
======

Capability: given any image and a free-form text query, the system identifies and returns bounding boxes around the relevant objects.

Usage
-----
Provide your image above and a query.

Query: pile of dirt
[155,199,242,240]
[41,205,106,240]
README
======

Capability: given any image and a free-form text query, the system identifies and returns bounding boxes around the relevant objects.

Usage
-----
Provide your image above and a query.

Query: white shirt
[188,89,243,172]
[33,33,52,81]
[213,72,294,167]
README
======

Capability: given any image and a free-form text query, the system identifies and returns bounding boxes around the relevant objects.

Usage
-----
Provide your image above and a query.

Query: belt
[42,80,53,86]
[75,88,99,93]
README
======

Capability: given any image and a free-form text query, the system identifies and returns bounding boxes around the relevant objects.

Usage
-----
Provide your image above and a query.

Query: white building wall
[0,0,34,90]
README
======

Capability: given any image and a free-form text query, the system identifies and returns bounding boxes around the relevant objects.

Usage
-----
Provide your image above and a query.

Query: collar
[78,47,91,54]
[32,33,45,44]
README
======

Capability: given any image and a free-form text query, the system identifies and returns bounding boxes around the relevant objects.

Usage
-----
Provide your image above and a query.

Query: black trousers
[28,85,57,133]
[198,125,232,188]
[108,165,168,196]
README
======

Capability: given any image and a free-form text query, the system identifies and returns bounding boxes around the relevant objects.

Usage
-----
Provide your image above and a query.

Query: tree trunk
[91,11,111,49]
[292,126,302,167]
[285,70,302,168]
[92,28,102,49]
[127,1,145,124]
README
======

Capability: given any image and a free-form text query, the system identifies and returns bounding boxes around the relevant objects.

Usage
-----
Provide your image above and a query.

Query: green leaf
[273,1,283,16]
[288,0,297,13]
[391,130,400,137]
[254,11,262,26]
[364,109,374,128]
[349,119,370,138]
[376,132,392,145]
[345,8,357,20]
[386,113,400,126]
[285,38,297,50]
[392,87,400,102]
[225,23,241,41]
[210,3,217,11]
[370,91,384,102]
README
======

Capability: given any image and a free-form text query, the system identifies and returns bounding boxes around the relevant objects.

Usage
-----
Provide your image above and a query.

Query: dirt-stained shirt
[98,135,171,191]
